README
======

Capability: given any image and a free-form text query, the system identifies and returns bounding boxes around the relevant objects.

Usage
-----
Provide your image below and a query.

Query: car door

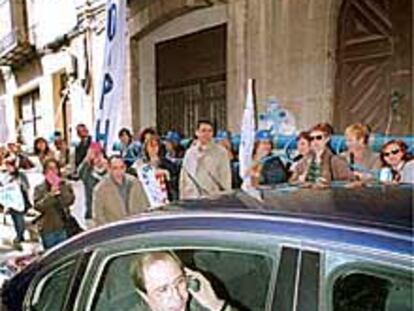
[76,229,284,311]
[271,240,413,311]
[22,250,92,311]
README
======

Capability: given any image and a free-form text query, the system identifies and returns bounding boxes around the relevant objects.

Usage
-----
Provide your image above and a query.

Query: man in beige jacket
[180,120,231,199]
[93,156,149,226]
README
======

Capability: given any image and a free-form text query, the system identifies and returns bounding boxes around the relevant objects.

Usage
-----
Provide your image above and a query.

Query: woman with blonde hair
[341,123,381,181]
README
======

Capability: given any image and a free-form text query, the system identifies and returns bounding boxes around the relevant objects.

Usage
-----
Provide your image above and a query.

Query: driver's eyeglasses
[149,275,187,297]
[383,148,401,157]
[310,135,324,141]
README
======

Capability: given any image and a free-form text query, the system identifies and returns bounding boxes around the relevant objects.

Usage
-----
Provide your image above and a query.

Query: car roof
[43,183,413,262]
[175,183,414,233]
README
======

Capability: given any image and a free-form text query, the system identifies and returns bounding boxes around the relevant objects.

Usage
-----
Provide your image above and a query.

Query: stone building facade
[127,0,412,136]
[0,0,412,147]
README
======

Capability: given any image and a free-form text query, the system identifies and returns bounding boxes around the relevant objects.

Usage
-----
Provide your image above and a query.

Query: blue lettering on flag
[107,3,117,41]
[99,73,114,109]
[95,119,111,150]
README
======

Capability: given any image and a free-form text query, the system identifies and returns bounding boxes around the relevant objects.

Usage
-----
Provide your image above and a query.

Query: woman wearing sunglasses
[289,123,352,185]
[379,140,413,184]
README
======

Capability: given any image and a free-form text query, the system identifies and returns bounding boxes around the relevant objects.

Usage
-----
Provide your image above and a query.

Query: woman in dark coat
[133,134,180,202]
[248,130,288,187]
[34,158,75,249]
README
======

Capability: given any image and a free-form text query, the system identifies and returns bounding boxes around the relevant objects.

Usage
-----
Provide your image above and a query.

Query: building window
[18,89,41,145]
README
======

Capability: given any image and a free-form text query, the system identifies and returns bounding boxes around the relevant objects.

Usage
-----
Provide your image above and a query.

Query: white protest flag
[136,164,169,209]
[94,0,126,154]
[238,79,256,189]
[0,182,25,213]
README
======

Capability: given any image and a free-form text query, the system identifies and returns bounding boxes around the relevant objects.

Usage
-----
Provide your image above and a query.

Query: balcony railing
[0,27,35,66]
[0,0,36,66]
[0,28,26,54]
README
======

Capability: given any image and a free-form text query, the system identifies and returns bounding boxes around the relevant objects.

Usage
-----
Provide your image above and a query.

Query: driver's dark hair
[130,251,184,292]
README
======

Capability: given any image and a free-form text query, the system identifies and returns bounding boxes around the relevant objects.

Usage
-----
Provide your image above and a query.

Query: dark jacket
[78,161,107,218]
[259,155,288,185]
[75,136,92,168]
[34,181,75,233]
[158,157,180,201]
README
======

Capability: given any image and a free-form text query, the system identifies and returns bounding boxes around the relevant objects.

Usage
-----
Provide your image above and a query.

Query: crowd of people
[0,120,413,250]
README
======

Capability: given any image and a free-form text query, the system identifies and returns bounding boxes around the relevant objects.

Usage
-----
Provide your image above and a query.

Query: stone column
[129,37,141,136]
[227,0,281,132]
[226,0,248,132]
[0,67,17,142]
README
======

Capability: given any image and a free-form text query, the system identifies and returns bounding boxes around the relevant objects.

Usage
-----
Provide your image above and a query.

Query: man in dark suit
[75,124,92,168]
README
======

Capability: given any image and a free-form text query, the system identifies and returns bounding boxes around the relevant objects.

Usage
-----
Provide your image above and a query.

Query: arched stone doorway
[334,0,412,134]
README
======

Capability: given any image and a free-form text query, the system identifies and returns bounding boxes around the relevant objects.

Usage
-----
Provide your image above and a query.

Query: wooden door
[335,0,412,134]
[156,25,227,137]
[157,75,226,137]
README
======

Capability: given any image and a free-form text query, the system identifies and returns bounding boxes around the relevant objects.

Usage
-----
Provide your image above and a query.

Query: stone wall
[228,0,342,131]
[128,0,343,133]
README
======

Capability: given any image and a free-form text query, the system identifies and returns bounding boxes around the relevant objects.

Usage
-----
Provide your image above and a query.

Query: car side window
[29,260,77,311]
[91,248,274,311]
[333,271,413,311]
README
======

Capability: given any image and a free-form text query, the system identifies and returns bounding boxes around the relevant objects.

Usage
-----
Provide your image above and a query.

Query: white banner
[239,79,256,188]
[95,0,126,154]
[136,164,169,209]
[0,181,25,213]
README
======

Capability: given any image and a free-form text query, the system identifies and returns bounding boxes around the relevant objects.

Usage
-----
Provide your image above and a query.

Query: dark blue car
[1,184,413,311]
